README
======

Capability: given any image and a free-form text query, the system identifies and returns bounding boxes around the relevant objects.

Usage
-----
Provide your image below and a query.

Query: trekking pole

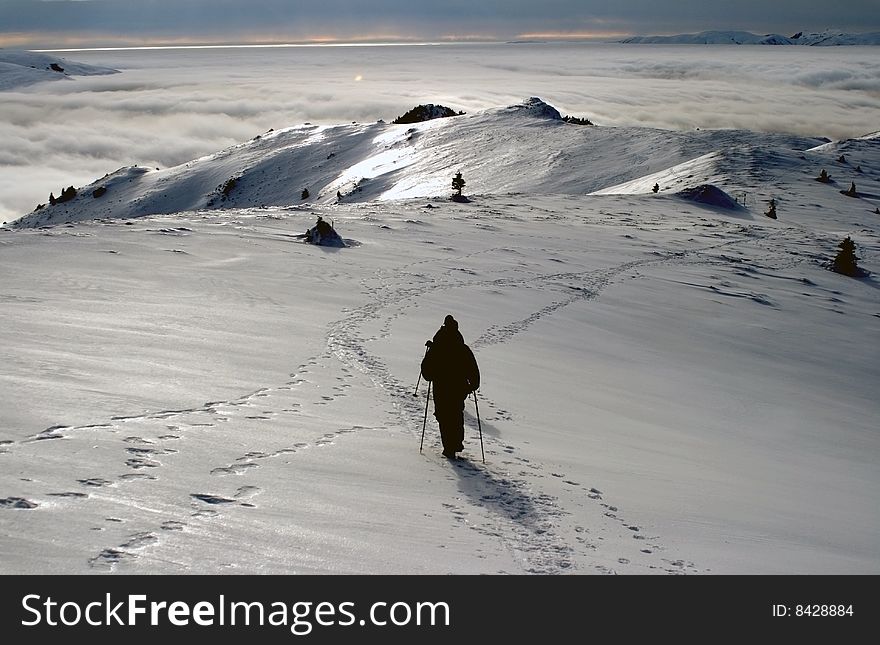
[413,340,432,396]
[472,391,485,463]
[419,381,431,454]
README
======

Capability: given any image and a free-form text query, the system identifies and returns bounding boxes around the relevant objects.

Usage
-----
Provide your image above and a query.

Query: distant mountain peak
[620,29,880,46]
[0,49,118,90]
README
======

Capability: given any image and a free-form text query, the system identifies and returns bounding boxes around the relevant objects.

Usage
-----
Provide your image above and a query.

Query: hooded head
[433,314,464,345]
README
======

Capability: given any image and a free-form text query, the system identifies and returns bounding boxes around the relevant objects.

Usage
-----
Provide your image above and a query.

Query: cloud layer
[2,42,879,220]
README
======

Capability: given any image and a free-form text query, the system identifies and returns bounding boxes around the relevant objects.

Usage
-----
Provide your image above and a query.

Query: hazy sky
[2,0,878,48]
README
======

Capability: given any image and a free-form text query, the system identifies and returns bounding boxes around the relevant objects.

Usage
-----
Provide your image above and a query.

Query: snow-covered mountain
[12,97,830,227]
[0,50,118,90]
[621,30,880,45]
[1,98,878,575]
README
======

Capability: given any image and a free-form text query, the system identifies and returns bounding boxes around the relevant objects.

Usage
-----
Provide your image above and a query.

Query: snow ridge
[621,30,880,46]
[12,98,829,228]
[0,50,118,90]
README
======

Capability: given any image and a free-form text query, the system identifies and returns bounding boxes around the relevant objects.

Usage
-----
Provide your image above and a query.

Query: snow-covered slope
[0,50,117,90]
[1,99,878,575]
[621,30,880,46]
[789,30,880,46]
[12,97,827,227]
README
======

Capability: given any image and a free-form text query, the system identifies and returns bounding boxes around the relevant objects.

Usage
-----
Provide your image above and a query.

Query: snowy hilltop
[12,96,832,227]
[0,50,118,90]
[621,30,880,45]
[1,97,878,576]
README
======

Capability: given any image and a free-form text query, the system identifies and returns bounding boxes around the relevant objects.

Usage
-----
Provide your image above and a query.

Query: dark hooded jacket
[421,320,480,399]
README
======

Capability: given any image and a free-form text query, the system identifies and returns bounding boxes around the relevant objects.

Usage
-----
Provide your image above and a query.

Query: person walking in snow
[420,315,480,458]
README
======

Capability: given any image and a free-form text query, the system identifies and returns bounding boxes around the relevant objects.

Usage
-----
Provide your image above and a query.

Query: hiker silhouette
[420,315,480,458]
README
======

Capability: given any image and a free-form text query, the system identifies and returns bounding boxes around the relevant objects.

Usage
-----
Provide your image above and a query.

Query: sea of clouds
[1,42,878,220]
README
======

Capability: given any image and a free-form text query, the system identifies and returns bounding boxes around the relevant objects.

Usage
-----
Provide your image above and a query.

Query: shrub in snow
[652,183,660,193]
[301,188,310,200]
[842,182,858,198]
[562,115,594,126]
[816,169,831,183]
[56,186,77,204]
[49,186,76,206]
[221,177,237,200]
[765,198,777,219]
[92,186,107,198]
[452,171,466,199]
[829,236,866,277]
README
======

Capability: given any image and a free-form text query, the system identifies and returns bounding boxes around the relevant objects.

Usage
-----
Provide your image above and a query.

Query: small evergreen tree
[843,182,858,197]
[652,183,660,193]
[301,187,310,200]
[452,171,465,198]
[816,169,830,183]
[830,236,864,277]
[765,198,777,219]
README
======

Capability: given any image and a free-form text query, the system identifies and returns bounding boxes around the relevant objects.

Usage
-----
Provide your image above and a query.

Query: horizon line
[33,39,622,53]
[19,27,872,53]
[9,30,622,52]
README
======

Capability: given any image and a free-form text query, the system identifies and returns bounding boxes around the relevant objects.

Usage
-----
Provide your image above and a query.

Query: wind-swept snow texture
[1,99,878,575]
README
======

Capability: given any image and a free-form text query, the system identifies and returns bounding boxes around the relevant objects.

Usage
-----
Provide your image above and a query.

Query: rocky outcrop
[392,104,463,124]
